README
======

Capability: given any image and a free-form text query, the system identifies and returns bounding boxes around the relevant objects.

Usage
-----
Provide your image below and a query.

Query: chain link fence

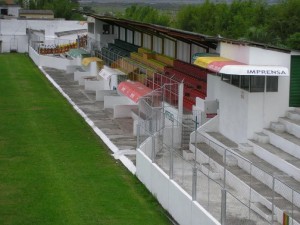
[137,86,300,225]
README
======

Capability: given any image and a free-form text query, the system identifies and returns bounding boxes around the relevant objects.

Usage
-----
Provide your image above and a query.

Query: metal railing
[137,94,300,225]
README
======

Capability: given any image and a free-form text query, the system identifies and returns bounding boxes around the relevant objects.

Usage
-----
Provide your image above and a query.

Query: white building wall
[208,73,291,143]
[218,78,249,143]
[134,31,141,46]
[93,20,117,49]
[208,43,292,143]
[8,6,21,17]
[136,148,221,225]
[0,19,87,53]
[143,33,151,49]
[127,29,133,44]
[113,25,119,37]
[191,44,206,57]
[177,40,190,63]
[248,47,291,130]
[220,42,250,64]
[119,27,126,41]
[153,36,162,54]
[164,38,175,58]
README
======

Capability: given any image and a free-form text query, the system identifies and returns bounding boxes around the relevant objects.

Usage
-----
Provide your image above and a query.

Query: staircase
[181,115,195,160]
[190,108,300,225]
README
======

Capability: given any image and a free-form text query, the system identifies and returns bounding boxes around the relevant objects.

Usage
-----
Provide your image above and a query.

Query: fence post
[272,176,275,225]
[192,116,199,201]
[192,167,197,201]
[221,189,227,225]
[169,120,174,179]
[137,124,140,148]
[169,148,174,179]
[223,149,227,188]
[292,190,294,225]
[151,134,155,162]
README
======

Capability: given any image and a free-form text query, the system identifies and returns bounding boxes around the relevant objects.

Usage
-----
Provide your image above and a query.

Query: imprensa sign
[220,65,289,76]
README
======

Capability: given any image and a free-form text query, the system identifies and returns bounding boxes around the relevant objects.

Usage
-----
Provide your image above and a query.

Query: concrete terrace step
[191,141,300,224]
[234,147,300,194]
[287,110,300,121]
[263,128,300,159]
[249,139,300,182]
[279,117,300,138]
[206,132,238,148]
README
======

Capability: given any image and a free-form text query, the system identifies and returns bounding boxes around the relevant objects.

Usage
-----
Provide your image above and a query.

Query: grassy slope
[0,54,169,225]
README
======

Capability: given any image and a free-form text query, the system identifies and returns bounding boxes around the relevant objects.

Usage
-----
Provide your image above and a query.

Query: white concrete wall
[207,74,248,143]
[103,96,135,109]
[220,43,250,64]
[191,44,206,57]
[136,148,221,225]
[113,105,138,118]
[177,40,190,63]
[94,20,116,48]
[0,34,28,53]
[208,43,292,142]
[84,80,104,91]
[96,90,117,101]
[143,33,151,50]
[29,46,76,70]
[248,47,291,130]
[119,27,126,41]
[164,38,175,58]
[8,6,21,17]
[134,31,141,46]
[153,36,162,54]
[0,19,87,53]
[127,29,133,44]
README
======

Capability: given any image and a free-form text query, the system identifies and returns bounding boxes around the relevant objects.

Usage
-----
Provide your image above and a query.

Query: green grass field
[0,54,170,225]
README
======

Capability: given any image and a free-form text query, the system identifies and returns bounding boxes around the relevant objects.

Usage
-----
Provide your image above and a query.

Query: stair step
[183,149,194,160]
[287,110,300,121]
[251,202,275,223]
[192,141,300,224]
[254,132,269,144]
[206,132,238,148]
[224,154,238,166]
[279,117,300,139]
[263,128,300,159]
[270,121,285,133]
[238,143,253,154]
[249,139,300,183]
[201,163,221,180]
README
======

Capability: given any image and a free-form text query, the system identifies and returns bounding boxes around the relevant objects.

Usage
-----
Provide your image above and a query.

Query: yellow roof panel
[193,57,231,69]
[81,57,103,66]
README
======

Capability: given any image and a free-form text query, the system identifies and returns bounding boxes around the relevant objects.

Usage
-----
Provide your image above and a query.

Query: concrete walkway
[41,67,137,169]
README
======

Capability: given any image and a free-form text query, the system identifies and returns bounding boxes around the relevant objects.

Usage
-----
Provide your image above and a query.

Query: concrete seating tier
[110,58,139,74]
[173,60,207,82]
[138,47,153,54]
[137,48,174,66]
[107,43,131,57]
[130,52,166,73]
[114,39,139,53]
[164,67,207,97]
[101,47,128,65]
[192,131,300,225]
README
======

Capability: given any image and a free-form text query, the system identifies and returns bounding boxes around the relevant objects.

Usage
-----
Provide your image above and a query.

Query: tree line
[120,0,300,50]
[18,0,300,50]
[17,0,83,20]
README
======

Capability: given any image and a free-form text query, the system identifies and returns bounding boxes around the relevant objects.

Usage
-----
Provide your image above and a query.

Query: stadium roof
[82,12,291,53]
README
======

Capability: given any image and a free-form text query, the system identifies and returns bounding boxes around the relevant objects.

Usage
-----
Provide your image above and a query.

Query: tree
[121,5,170,26]
[17,0,83,20]
[287,32,300,50]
